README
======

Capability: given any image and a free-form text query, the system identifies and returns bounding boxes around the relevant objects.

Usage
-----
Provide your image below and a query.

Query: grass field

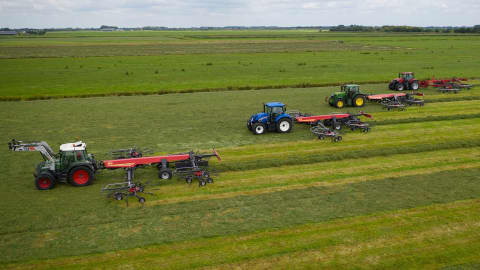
[1,30,480,269]
[0,30,479,99]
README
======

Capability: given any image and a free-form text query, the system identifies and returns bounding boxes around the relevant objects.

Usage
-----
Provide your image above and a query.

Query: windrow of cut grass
[214,117,480,172]
[372,99,480,125]
[4,198,479,270]
[144,147,480,205]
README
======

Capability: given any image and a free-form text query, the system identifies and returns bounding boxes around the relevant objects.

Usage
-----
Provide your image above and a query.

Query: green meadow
[1,30,480,269]
[0,31,479,99]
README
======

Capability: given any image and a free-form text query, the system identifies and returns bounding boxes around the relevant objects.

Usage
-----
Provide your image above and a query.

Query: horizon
[1,0,479,29]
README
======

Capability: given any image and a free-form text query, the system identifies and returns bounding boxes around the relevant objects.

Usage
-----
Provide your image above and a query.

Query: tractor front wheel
[353,95,366,107]
[252,122,266,135]
[69,166,94,187]
[35,172,56,190]
[276,118,293,133]
[396,83,405,91]
[388,82,395,90]
[335,99,345,108]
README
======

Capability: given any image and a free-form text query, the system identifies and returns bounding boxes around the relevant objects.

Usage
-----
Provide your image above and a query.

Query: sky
[0,0,479,28]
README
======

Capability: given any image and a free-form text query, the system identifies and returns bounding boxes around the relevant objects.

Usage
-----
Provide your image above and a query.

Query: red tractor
[389,72,420,91]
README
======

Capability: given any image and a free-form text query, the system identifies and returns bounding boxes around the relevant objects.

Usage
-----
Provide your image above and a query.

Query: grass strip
[4,198,479,270]
[0,168,479,263]
[145,147,480,205]
[217,118,480,171]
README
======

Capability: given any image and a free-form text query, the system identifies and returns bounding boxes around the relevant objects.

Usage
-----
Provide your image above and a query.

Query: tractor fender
[275,113,292,123]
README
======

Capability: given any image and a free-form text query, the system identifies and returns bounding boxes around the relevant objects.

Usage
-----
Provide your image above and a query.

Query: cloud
[0,0,479,27]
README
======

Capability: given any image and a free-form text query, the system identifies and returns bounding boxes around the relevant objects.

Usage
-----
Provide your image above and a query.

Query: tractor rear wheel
[335,99,345,108]
[252,122,266,135]
[353,95,366,107]
[276,118,293,133]
[158,168,173,180]
[35,172,55,190]
[396,83,405,91]
[69,166,94,187]
[410,81,419,90]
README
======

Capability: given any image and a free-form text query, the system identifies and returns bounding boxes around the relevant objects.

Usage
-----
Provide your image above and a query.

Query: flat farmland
[1,30,480,269]
[0,31,479,99]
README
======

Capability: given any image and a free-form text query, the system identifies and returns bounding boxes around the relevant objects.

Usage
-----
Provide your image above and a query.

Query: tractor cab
[264,102,286,120]
[247,102,293,135]
[399,72,415,81]
[341,84,360,93]
[57,142,90,170]
[341,84,360,99]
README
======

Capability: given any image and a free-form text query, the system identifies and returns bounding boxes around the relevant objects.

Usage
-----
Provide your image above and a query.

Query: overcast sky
[0,0,479,28]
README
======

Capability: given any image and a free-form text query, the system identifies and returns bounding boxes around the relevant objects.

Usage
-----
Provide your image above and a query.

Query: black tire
[199,180,206,187]
[388,81,395,90]
[185,176,193,184]
[158,168,173,180]
[353,95,366,107]
[363,127,370,133]
[207,177,213,183]
[252,122,266,135]
[318,136,325,140]
[247,121,252,131]
[68,166,94,187]
[396,83,405,91]
[333,122,342,130]
[115,193,123,201]
[35,172,56,190]
[138,197,146,204]
[276,118,293,133]
[335,99,345,109]
[410,81,419,90]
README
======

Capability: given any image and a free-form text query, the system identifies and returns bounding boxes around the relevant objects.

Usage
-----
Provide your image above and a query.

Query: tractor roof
[344,84,359,87]
[265,102,285,107]
[60,141,86,151]
[400,72,414,74]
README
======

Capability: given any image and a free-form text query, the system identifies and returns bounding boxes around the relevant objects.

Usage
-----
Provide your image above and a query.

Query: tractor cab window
[60,151,74,164]
[75,151,85,161]
[271,106,284,114]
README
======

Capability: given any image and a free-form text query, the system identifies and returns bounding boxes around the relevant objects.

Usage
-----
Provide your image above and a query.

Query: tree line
[329,25,480,33]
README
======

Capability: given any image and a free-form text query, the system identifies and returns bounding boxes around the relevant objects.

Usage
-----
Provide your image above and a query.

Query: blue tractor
[247,102,293,135]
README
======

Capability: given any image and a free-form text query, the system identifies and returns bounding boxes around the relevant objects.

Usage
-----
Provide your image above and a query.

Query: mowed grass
[5,199,479,270]
[1,86,480,267]
[0,31,479,98]
[2,168,480,267]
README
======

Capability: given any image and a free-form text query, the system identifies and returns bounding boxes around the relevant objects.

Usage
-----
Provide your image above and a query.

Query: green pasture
[0,30,479,99]
[1,85,480,268]
[1,30,480,269]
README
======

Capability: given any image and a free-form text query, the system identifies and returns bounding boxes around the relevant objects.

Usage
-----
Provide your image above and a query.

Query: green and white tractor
[327,84,367,108]
[8,139,98,190]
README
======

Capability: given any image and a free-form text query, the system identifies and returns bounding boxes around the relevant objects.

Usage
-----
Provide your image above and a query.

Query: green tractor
[327,84,367,109]
[8,139,98,190]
